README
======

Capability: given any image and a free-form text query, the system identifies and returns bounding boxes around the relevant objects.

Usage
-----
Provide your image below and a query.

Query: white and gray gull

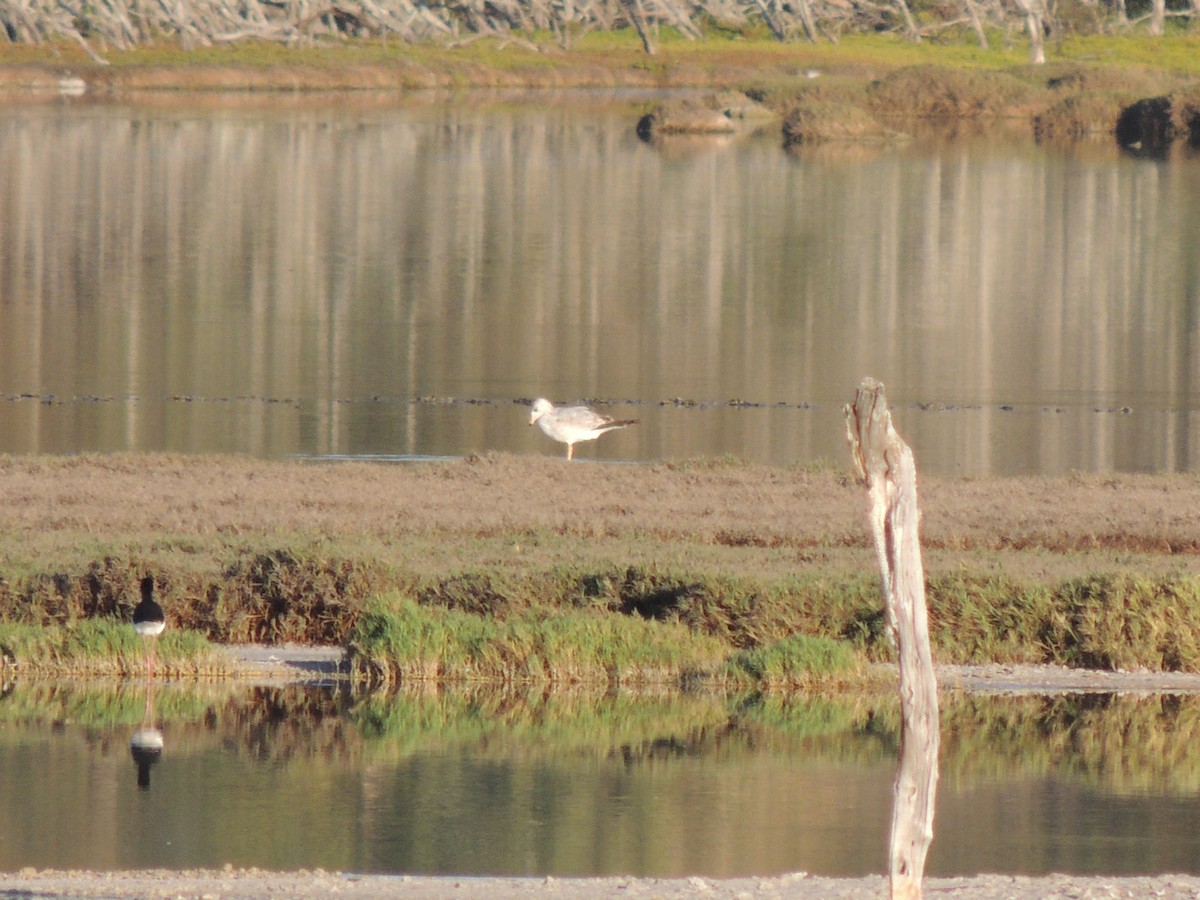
[528,398,639,461]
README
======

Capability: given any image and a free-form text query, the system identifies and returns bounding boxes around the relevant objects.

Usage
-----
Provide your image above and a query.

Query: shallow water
[2,681,1199,877]
[1,93,1198,475]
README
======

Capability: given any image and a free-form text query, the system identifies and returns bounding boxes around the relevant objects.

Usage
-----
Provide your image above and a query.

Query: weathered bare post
[845,378,939,900]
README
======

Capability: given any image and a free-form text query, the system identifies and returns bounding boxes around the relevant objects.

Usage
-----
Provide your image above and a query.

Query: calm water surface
[2,682,1200,877]
[1,92,1199,474]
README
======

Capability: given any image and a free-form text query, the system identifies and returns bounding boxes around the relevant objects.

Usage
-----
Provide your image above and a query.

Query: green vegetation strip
[4,550,1200,680]
[0,620,227,677]
[345,594,864,689]
[8,34,1200,79]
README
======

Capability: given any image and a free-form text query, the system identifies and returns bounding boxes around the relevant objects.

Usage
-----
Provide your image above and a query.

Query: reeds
[345,594,871,689]
[0,619,226,677]
[920,570,1200,671]
[346,594,733,687]
[1047,573,1200,671]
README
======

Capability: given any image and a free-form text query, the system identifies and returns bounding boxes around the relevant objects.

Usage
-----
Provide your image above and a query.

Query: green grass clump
[925,572,1058,664]
[729,634,861,688]
[346,594,734,687]
[345,592,882,690]
[0,619,222,677]
[1050,572,1200,671]
[921,570,1200,672]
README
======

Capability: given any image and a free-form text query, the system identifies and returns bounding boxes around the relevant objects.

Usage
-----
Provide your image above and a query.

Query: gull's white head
[529,398,553,425]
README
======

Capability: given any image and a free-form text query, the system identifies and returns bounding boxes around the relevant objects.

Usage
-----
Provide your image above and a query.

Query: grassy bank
[0,619,229,677]
[3,34,1199,148]
[3,454,1200,684]
[9,561,1200,683]
[2,36,1196,171]
[4,32,1200,83]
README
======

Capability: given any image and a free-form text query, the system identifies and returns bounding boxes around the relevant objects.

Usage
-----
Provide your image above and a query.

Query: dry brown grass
[2,453,1198,558]
[4,453,1200,663]
[0,454,1193,596]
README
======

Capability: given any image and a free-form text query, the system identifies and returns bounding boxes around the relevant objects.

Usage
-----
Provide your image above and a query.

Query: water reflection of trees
[3,107,1198,473]
[938,692,1200,795]
[4,682,1200,794]
[349,687,1200,797]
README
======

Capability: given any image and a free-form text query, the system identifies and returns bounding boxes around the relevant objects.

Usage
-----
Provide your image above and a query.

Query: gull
[529,398,638,461]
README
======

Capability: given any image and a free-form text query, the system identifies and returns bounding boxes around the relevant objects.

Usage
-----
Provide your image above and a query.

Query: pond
[1,92,1198,476]
[2,680,1200,877]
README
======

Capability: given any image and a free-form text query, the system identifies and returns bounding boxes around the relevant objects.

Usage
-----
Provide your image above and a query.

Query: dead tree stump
[845,377,940,900]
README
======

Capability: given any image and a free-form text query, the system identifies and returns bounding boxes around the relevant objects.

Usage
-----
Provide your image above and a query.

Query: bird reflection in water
[129,681,164,790]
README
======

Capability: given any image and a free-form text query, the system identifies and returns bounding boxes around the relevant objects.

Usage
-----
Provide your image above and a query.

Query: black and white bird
[132,576,165,676]
[529,398,639,461]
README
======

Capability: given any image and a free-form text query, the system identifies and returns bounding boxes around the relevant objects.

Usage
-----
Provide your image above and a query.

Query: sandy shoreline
[6,868,1200,899]
[229,643,1200,694]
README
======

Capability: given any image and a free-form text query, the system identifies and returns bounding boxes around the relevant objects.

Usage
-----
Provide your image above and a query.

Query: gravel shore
[225,644,1200,695]
[6,869,1200,899]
